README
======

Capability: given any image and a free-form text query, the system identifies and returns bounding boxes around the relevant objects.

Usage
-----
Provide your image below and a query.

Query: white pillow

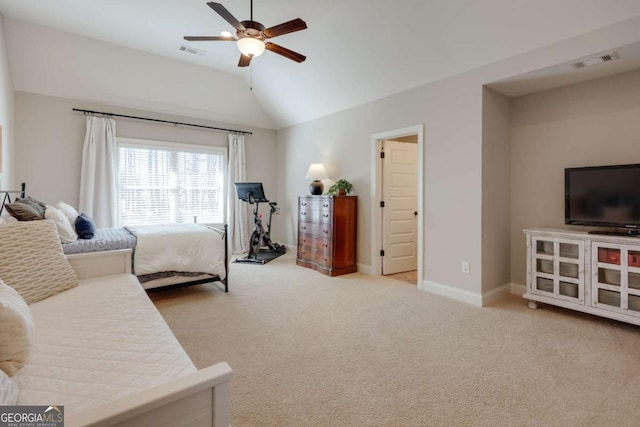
[57,201,79,225]
[45,205,78,243]
[0,370,18,405]
[0,279,33,376]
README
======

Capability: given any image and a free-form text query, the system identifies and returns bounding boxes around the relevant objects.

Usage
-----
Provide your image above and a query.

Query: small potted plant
[328,179,353,196]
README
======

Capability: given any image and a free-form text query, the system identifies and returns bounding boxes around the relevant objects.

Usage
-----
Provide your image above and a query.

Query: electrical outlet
[462,261,470,274]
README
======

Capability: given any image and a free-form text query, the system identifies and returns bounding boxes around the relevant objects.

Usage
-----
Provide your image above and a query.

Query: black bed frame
[0,183,229,293]
[0,182,26,215]
[145,223,229,294]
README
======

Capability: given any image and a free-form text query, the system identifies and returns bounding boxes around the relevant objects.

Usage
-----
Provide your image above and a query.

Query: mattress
[15,274,197,415]
[62,227,136,255]
[61,226,226,283]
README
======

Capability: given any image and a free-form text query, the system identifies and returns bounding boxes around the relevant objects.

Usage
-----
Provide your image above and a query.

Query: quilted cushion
[0,220,78,304]
[0,370,18,405]
[0,279,33,376]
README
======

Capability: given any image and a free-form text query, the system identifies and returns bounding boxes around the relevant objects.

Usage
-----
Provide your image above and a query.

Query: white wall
[277,15,640,302]
[278,72,485,295]
[0,15,14,189]
[510,68,640,285]
[3,18,275,130]
[482,87,511,293]
[14,92,280,237]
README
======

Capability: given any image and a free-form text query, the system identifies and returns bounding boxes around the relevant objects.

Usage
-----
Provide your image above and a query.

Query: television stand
[588,229,640,237]
[524,228,640,327]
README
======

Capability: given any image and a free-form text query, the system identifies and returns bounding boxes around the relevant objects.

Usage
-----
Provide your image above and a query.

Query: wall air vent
[179,45,207,56]
[571,51,618,69]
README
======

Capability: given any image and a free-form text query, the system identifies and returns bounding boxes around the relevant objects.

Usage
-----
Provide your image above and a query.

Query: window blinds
[117,141,225,226]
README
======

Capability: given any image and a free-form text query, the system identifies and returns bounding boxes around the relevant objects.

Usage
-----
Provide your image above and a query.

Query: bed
[1,183,229,293]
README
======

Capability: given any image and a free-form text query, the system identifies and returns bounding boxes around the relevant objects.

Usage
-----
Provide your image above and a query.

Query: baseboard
[510,282,526,296]
[422,281,518,307]
[481,283,511,306]
[356,263,372,275]
[423,280,483,307]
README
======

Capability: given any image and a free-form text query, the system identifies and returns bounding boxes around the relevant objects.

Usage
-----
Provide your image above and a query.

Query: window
[117,138,226,226]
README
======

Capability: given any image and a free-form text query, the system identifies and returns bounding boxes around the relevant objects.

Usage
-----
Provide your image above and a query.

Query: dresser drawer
[298,221,332,237]
[298,234,332,252]
[299,208,332,223]
[297,246,332,267]
[299,198,323,210]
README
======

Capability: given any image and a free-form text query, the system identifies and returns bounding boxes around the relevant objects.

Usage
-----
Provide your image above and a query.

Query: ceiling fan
[184,1,307,67]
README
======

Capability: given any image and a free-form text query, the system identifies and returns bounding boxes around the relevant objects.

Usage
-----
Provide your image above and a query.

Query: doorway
[370,125,424,289]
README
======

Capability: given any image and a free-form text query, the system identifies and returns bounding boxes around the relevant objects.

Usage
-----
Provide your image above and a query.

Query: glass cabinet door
[592,243,640,316]
[531,237,583,303]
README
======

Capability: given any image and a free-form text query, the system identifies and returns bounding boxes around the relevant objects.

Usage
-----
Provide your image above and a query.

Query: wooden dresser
[296,195,357,276]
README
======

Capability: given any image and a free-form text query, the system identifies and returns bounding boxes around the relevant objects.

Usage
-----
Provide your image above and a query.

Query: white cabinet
[591,242,640,315]
[525,228,640,326]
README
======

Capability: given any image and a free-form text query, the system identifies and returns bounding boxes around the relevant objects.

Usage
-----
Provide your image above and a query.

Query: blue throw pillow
[75,213,96,239]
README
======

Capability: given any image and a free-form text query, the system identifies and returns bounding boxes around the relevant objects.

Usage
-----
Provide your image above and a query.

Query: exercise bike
[235,183,286,264]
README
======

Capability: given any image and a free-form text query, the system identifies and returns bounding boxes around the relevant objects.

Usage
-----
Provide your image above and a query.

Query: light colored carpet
[151,253,640,426]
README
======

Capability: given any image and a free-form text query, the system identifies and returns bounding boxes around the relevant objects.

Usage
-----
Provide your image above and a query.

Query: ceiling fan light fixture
[237,37,265,57]
[221,30,232,37]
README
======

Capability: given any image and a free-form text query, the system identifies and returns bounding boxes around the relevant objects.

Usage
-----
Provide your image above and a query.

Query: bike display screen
[235,182,268,202]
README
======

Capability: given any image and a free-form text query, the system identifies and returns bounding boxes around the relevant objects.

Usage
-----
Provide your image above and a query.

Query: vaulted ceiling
[2,0,640,129]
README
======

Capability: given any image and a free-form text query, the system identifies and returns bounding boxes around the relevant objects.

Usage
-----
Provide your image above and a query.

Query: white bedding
[126,223,226,280]
[15,274,197,415]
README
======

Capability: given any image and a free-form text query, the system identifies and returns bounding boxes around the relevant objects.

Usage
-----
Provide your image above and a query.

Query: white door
[382,140,418,274]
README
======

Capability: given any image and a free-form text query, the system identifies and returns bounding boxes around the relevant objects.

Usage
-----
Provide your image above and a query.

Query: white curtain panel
[227,133,250,254]
[78,116,118,228]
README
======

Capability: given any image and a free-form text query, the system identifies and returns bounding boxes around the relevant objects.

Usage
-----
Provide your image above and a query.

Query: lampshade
[237,37,266,57]
[305,163,328,180]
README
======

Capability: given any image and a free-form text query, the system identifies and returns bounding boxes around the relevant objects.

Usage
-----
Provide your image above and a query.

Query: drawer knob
[301,212,306,216]
[323,229,329,234]
[301,202,307,206]
[323,214,329,218]
[323,203,329,207]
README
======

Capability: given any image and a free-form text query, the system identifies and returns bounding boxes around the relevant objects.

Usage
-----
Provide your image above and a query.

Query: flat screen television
[565,163,640,234]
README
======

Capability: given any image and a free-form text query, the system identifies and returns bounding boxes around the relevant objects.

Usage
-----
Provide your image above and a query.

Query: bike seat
[269,202,278,207]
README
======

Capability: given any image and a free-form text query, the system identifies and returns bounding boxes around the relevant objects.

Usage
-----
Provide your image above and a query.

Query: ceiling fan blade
[184,36,237,41]
[238,54,252,67]
[263,18,307,39]
[207,2,245,31]
[265,42,306,63]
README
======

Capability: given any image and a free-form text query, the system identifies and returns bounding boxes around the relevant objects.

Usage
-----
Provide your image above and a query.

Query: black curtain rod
[72,108,252,135]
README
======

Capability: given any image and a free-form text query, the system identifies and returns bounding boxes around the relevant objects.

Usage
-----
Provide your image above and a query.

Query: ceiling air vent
[179,45,207,56]
[571,51,618,69]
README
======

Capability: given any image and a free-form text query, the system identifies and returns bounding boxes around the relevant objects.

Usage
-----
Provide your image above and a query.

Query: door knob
[414,211,418,216]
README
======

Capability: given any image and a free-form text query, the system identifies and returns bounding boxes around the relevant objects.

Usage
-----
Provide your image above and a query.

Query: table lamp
[305,163,328,195]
